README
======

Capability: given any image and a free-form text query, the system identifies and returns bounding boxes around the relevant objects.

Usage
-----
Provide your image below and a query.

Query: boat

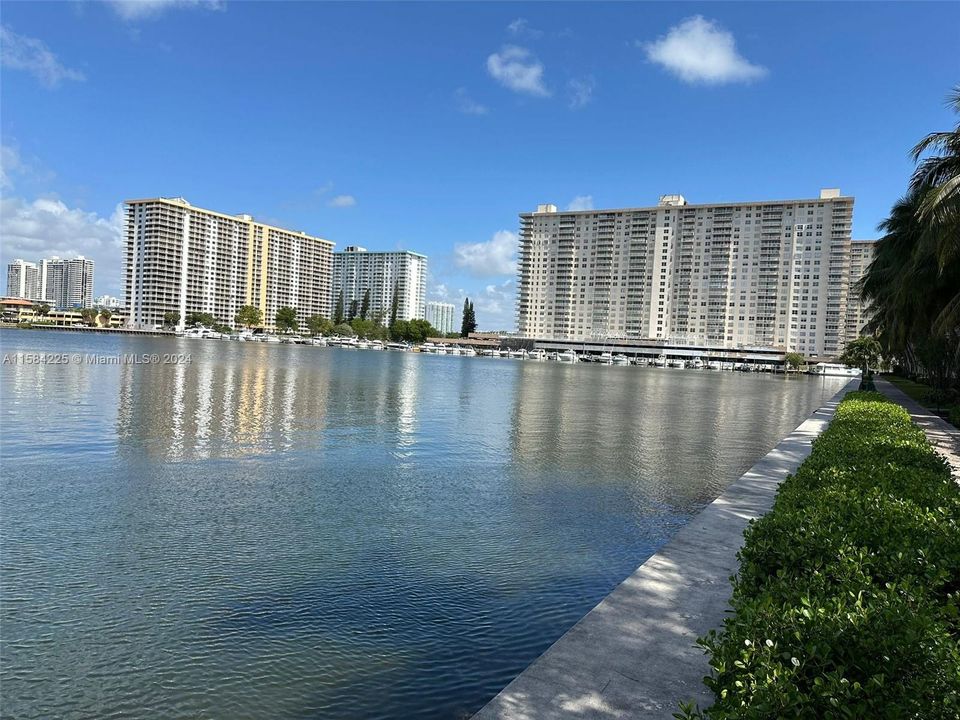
[597,352,613,365]
[339,336,359,349]
[633,357,648,366]
[368,340,384,351]
[612,354,630,366]
[808,362,861,377]
[311,337,328,347]
[282,334,303,344]
[385,341,408,351]
[689,357,704,369]
[357,340,370,350]
[448,346,462,356]
[463,347,477,357]
[435,343,448,355]
[527,349,547,361]
[653,354,667,367]
[668,357,685,368]
[420,342,438,353]
[263,334,281,344]
[508,349,527,359]
[557,349,578,363]
[707,360,722,371]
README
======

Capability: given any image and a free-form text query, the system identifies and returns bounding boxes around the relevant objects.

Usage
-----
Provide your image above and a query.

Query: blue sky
[2,1,958,328]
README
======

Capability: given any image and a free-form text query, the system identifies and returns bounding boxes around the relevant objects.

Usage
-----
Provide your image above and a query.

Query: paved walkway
[473,380,858,720]
[875,378,960,479]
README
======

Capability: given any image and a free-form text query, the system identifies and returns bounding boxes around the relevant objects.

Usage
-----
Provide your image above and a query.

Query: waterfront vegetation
[682,392,960,719]
[860,87,960,404]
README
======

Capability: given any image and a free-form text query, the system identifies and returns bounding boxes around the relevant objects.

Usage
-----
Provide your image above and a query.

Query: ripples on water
[0,330,847,719]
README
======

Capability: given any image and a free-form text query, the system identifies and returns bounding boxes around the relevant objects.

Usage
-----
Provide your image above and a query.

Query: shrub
[681,392,960,719]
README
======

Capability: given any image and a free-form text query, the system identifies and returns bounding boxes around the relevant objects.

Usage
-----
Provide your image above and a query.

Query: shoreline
[473,378,859,720]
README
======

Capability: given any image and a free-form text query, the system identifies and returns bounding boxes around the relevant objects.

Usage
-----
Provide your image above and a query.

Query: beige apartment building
[517,189,855,357]
[124,197,334,330]
[845,239,876,339]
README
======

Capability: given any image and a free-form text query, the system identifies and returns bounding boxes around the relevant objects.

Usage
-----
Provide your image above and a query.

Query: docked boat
[368,340,384,351]
[385,341,408,351]
[688,357,704,370]
[707,360,722,371]
[612,354,630,366]
[808,362,861,377]
[448,346,462,356]
[653,354,667,367]
[527,349,547,361]
[557,349,578,363]
[508,349,527,359]
[463,347,477,357]
[357,340,370,350]
[263,334,281,344]
[311,336,328,347]
[282,334,304,344]
[667,357,685,368]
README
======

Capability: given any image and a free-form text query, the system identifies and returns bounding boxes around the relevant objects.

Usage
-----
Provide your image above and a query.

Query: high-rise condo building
[41,256,95,308]
[845,239,876,340]
[332,246,427,324]
[124,197,334,330]
[6,260,41,301]
[425,301,456,334]
[516,189,855,357]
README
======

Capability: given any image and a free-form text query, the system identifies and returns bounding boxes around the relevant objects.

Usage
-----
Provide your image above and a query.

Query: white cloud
[567,76,595,109]
[453,230,518,277]
[641,16,766,85]
[1,145,25,190]
[0,25,85,89]
[107,0,225,21]
[473,279,516,330]
[0,196,124,295]
[327,194,356,208]
[430,283,450,300]
[506,18,543,38]
[486,46,549,97]
[454,87,489,116]
[566,195,594,211]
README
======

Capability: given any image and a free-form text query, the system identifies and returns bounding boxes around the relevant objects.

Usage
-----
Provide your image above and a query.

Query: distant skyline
[1,1,958,329]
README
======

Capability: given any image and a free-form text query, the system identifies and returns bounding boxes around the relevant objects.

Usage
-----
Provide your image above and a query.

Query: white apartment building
[425,301,456,334]
[6,260,41,300]
[845,239,876,339]
[332,246,427,324]
[124,197,334,330]
[94,294,124,309]
[41,256,95,308]
[517,189,855,357]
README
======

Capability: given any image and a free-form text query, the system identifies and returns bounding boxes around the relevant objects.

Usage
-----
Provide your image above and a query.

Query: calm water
[0,330,846,719]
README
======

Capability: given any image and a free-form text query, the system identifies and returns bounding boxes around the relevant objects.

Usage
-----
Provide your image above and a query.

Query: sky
[1,1,958,329]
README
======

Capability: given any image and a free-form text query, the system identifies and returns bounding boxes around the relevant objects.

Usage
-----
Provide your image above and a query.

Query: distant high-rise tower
[6,259,41,300]
[425,301,456,334]
[332,247,427,324]
[124,197,334,330]
[41,256,95,308]
[845,239,876,339]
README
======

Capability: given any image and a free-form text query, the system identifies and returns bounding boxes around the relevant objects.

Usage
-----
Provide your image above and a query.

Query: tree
[333,322,354,337]
[235,304,262,329]
[162,311,180,328]
[347,299,359,322]
[186,311,215,328]
[35,303,51,317]
[275,306,298,333]
[99,309,112,327]
[80,308,98,326]
[784,352,805,372]
[839,336,882,376]
[306,315,333,336]
[460,298,477,337]
[389,283,399,327]
[360,289,371,321]
[334,291,345,325]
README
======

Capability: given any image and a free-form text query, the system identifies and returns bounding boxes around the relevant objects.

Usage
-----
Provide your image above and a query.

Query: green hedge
[681,392,960,719]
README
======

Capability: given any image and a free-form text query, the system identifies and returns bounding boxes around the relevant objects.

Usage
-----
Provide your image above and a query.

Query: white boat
[386,341,408,351]
[653,354,667,367]
[368,340,384,351]
[311,337,328,347]
[668,357,685,368]
[689,357,704,369]
[557,349,578,363]
[707,360,722,371]
[420,342,438,353]
[808,362,861,377]
[612,354,630,366]
[174,328,186,337]
[357,340,370,350]
[527,349,547,361]
[633,357,648,366]
[463,347,477,357]
[508,349,527,359]
[598,352,614,365]
[448,346,462,356]
[263,334,281,344]
[339,336,359,349]
[282,334,303,344]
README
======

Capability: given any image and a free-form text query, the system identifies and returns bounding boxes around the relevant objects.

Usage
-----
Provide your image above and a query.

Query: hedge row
[682,391,960,719]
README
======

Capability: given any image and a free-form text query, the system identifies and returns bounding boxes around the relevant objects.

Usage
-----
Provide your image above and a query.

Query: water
[0,330,847,719]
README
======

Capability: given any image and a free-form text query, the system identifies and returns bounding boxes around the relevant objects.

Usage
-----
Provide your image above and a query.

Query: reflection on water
[0,330,847,720]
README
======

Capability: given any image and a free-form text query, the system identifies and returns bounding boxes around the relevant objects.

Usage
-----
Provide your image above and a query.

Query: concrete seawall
[474,379,859,720]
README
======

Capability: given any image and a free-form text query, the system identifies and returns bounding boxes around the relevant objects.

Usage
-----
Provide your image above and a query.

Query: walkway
[473,380,857,720]
[875,377,960,479]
